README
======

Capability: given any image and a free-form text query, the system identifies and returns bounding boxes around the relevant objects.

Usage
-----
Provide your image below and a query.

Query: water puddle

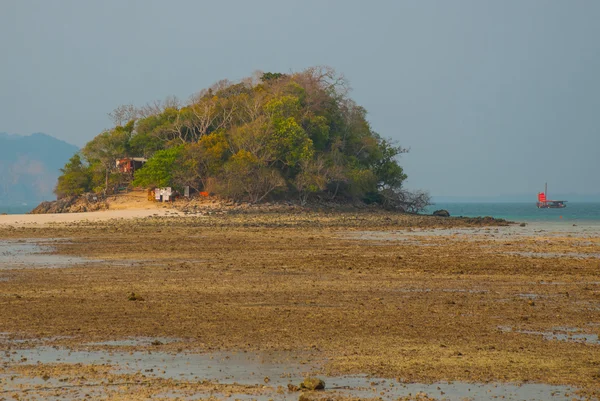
[0,373,153,401]
[1,347,320,383]
[499,326,600,345]
[85,336,183,347]
[0,346,586,400]
[396,288,489,295]
[0,333,75,350]
[506,251,600,259]
[0,239,91,270]
[518,293,540,299]
[443,288,489,294]
[343,228,522,244]
[343,223,600,245]
[157,379,585,401]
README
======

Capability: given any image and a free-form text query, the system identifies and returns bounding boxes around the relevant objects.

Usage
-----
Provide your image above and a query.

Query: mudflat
[1,210,599,400]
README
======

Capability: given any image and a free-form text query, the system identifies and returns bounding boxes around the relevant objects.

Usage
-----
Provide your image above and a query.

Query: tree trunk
[330,182,340,200]
[104,168,109,196]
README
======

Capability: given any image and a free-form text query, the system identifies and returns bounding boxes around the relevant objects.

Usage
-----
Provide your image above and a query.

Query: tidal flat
[0,211,599,400]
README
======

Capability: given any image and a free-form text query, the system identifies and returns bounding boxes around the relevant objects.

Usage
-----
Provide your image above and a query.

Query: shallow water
[0,346,586,400]
[344,221,600,243]
[507,251,600,259]
[0,239,91,270]
[85,336,183,347]
[1,347,321,387]
[499,326,600,345]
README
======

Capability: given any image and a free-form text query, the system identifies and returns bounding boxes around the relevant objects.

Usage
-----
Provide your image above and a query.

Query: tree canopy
[56,66,422,209]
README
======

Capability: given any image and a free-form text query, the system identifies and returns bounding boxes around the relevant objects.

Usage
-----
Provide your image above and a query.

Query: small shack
[155,187,173,202]
[116,157,147,174]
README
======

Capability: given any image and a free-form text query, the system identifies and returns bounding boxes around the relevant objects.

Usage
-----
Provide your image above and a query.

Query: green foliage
[182,131,230,190]
[371,139,408,190]
[347,167,377,197]
[129,131,164,158]
[268,117,314,167]
[221,150,285,202]
[304,115,330,151]
[132,146,184,189]
[55,154,92,198]
[295,158,329,205]
[265,96,301,119]
[81,128,130,194]
[261,72,286,81]
[59,66,411,204]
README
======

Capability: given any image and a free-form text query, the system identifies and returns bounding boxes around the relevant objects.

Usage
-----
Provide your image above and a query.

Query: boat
[536,183,567,208]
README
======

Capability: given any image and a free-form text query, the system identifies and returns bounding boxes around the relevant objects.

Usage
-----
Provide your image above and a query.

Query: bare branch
[108,104,137,126]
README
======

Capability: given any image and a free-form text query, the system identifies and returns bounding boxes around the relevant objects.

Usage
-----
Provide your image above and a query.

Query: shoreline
[2,206,600,231]
[0,208,184,226]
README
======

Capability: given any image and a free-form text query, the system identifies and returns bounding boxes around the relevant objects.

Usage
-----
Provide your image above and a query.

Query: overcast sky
[1,0,599,197]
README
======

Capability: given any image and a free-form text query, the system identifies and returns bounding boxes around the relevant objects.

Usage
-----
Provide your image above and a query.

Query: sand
[0,208,185,226]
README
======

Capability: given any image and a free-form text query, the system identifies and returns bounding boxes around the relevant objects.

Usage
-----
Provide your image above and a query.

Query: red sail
[538,192,546,202]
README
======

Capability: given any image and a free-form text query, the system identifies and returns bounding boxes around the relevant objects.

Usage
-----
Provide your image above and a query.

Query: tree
[371,139,408,190]
[132,107,180,145]
[261,72,286,82]
[59,66,418,208]
[268,117,314,168]
[222,150,285,202]
[264,95,314,168]
[132,146,184,189]
[379,188,432,213]
[295,157,329,205]
[181,131,230,190]
[55,154,92,198]
[81,129,129,195]
[108,104,137,126]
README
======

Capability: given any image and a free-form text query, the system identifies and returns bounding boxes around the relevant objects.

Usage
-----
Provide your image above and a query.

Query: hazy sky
[2,0,599,197]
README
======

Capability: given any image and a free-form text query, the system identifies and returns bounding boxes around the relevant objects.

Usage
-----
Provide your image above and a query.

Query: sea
[426,202,600,223]
[0,205,33,215]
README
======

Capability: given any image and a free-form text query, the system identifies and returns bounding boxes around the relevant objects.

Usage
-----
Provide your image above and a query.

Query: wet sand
[0,211,599,400]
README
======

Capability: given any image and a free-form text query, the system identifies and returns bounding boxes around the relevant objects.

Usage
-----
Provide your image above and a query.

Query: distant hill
[0,133,78,208]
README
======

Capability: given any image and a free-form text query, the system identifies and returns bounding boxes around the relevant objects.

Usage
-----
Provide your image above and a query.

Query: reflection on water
[0,239,91,270]
[499,326,600,345]
[0,345,586,401]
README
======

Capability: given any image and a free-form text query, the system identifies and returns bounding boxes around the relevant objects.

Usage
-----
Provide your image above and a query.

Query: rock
[300,377,325,391]
[520,223,527,227]
[298,393,311,401]
[287,383,300,392]
[432,209,450,217]
[128,292,144,301]
[29,193,108,214]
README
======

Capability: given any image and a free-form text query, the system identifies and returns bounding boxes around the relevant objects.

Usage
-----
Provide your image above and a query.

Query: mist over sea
[426,202,600,223]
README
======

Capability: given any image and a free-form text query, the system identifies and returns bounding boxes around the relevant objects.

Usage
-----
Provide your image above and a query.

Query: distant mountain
[0,133,78,208]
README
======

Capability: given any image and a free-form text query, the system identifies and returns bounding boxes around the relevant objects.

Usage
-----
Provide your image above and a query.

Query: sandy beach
[0,208,184,227]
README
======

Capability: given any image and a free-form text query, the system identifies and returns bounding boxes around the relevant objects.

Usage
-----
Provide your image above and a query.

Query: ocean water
[0,205,33,215]
[426,202,600,223]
